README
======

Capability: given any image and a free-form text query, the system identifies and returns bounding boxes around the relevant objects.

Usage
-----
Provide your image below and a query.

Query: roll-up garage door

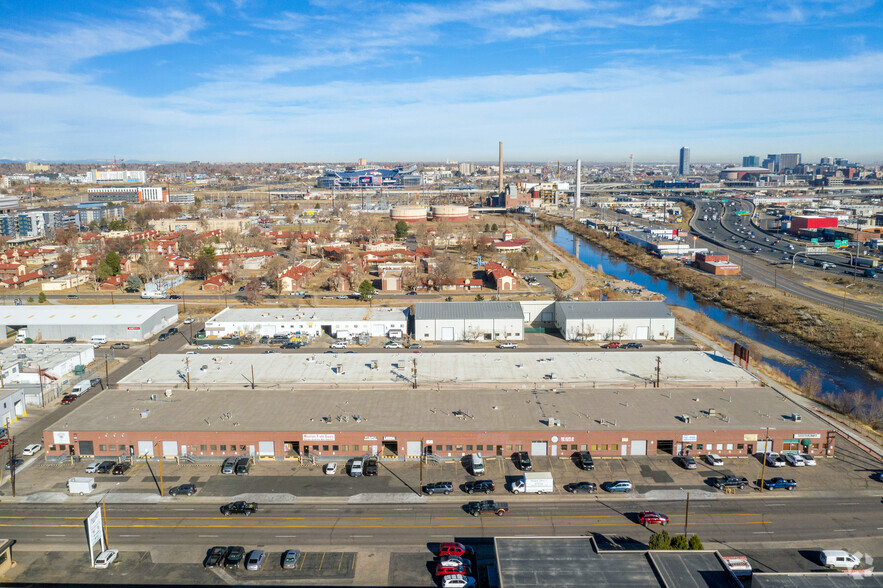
[137,441,153,457]
[406,441,421,458]
[371,324,385,337]
[530,441,547,456]
[630,440,647,456]
[78,440,94,455]
[161,441,178,457]
[441,327,455,341]
[258,441,275,457]
[635,326,649,339]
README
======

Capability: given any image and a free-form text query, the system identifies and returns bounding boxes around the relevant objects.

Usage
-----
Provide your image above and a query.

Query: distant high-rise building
[742,156,761,167]
[778,153,801,172]
[834,158,848,166]
[819,157,832,165]
[762,154,780,172]
[357,158,367,167]
[678,147,691,175]
[458,162,475,176]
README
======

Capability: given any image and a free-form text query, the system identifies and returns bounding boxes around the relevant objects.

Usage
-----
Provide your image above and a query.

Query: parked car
[442,575,477,588]
[167,327,178,335]
[364,456,378,476]
[158,333,169,342]
[246,550,266,571]
[602,480,633,493]
[424,481,454,495]
[94,549,119,569]
[224,546,245,569]
[766,452,786,467]
[601,341,622,349]
[350,457,363,477]
[638,511,669,526]
[712,476,749,490]
[383,341,403,349]
[436,564,472,577]
[281,549,302,569]
[110,342,129,350]
[705,454,723,466]
[168,483,198,496]
[221,457,237,474]
[515,451,532,471]
[324,462,337,475]
[4,458,23,470]
[112,464,129,476]
[330,342,348,349]
[183,317,194,324]
[85,461,102,473]
[61,394,77,405]
[95,461,116,474]
[783,453,805,467]
[234,457,250,475]
[63,336,77,344]
[497,342,518,349]
[464,480,495,494]
[22,443,42,456]
[576,451,595,470]
[799,453,817,466]
[564,482,597,494]
[198,344,212,350]
[763,477,797,491]
[90,377,102,388]
[67,294,79,299]
[407,343,422,349]
[678,456,697,469]
[438,543,474,558]
[218,344,234,349]
[820,549,861,570]
[623,342,643,349]
[439,555,470,568]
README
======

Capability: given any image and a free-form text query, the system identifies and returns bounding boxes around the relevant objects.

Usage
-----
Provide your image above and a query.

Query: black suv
[464,480,495,494]
[364,456,378,476]
[219,501,258,516]
[63,336,77,344]
[424,481,453,495]
[95,461,116,474]
[235,457,250,475]
[576,451,595,470]
[167,327,178,335]
[224,546,245,568]
[515,451,532,471]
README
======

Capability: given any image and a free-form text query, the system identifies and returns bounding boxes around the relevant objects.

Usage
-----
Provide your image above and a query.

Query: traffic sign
[805,247,828,254]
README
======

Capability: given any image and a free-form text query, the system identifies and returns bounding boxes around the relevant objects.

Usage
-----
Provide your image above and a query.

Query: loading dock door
[630,440,647,456]
[635,326,649,339]
[371,324,385,337]
[530,441,547,456]
[406,441,421,458]
[258,441,275,457]
[441,327,455,341]
[161,441,178,456]
[756,441,773,454]
[137,441,153,457]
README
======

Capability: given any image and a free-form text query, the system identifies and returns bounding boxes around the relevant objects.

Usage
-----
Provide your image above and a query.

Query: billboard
[84,506,106,567]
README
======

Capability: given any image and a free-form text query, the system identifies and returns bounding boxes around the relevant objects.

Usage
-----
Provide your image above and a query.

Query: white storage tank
[431,205,469,222]
[390,206,428,223]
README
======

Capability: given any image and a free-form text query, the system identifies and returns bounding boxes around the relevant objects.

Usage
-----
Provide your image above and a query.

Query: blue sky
[1,0,881,163]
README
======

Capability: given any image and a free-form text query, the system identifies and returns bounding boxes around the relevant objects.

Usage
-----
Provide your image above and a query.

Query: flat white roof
[0,304,177,326]
[118,350,756,388]
[208,306,408,324]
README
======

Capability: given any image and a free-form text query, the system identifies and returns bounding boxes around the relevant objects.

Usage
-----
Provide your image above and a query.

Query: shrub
[671,534,689,550]
[37,292,46,304]
[688,535,704,550]
[648,530,671,550]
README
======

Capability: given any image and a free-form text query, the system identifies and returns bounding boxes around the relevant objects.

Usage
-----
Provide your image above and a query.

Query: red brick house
[483,261,517,291]
[202,274,230,291]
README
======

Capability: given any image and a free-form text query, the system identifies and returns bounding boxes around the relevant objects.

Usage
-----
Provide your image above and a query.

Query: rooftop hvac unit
[150,394,157,401]
[164,390,173,397]
[140,410,150,418]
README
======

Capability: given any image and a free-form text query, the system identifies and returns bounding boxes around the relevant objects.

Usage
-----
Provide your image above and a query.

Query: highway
[1,497,880,550]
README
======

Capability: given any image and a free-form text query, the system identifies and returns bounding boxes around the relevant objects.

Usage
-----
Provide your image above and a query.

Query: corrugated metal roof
[0,304,177,326]
[415,301,523,321]
[555,301,674,321]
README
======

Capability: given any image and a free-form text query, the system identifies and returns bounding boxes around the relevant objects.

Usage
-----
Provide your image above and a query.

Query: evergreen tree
[688,535,704,550]
[671,535,689,550]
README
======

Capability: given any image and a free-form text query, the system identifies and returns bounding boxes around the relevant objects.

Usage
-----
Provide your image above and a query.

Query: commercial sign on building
[681,434,697,442]
[127,326,141,331]
[302,434,335,441]
[53,431,71,444]
[363,436,377,441]
[560,436,574,443]
[743,433,758,442]
[793,433,821,439]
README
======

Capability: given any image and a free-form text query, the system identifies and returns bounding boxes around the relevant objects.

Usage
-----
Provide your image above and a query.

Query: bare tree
[505,252,528,273]
[245,277,263,305]
[139,249,164,282]
[615,324,629,340]
[177,231,200,258]
[226,257,245,291]
[262,256,290,293]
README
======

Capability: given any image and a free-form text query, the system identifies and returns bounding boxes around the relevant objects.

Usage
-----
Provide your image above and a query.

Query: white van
[470,453,485,476]
[71,379,92,396]
[90,335,107,346]
[820,550,860,570]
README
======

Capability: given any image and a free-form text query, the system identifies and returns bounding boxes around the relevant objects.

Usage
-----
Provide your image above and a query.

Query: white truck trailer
[511,471,554,494]
[67,477,96,495]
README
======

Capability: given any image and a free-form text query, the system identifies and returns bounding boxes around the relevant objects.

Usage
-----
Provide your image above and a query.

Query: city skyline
[1,1,881,162]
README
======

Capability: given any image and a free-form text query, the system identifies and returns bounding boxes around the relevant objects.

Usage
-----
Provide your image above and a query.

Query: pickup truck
[466,500,509,517]
[219,501,258,516]
[713,476,750,490]
[763,477,797,491]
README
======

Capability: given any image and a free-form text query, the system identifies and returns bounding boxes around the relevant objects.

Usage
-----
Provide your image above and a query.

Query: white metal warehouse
[0,304,178,342]
[204,306,409,339]
[413,301,524,342]
[554,301,676,341]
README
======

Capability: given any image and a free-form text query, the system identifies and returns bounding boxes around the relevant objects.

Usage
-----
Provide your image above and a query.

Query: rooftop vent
[140,410,150,418]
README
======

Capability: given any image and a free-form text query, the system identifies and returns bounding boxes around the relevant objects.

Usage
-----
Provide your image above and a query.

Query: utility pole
[251,365,255,390]
[148,339,152,360]
[8,437,15,497]
[186,355,191,390]
[655,356,661,388]
[110,292,114,305]
[102,492,110,549]
[182,294,186,313]
[418,438,424,497]
[157,443,164,496]
[0,362,4,388]
[684,491,690,536]
[412,357,418,389]
[758,426,773,492]
[38,365,44,408]
[104,352,109,385]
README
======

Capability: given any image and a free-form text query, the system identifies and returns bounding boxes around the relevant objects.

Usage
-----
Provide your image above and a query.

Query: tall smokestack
[573,159,581,219]
[498,141,504,194]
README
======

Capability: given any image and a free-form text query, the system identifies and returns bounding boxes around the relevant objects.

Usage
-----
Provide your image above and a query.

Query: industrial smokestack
[498,141,504,194]
[573,159,581,219]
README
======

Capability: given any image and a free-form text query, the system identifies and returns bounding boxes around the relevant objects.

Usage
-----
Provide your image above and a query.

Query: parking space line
[318,551,325,571]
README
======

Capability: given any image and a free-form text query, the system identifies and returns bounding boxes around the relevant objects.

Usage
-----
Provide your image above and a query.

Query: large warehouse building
[0,304,178,342]
[43,350,833,463]
[413,301,524,342]
[554,301,676,341]
[204,306,408,339]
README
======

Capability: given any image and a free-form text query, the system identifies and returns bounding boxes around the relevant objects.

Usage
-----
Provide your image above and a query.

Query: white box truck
[68,477,96,495]
[70,379,92,397]
[14,329,28,343]
[511,471,554,494]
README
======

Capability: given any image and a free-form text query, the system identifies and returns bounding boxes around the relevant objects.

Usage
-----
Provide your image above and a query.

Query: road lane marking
[173,508,195,511]
[276,535,297,538]
[833,529,855,532]
[837,503,859,506]
[119,534,140,537]
[753,531,774,534]
[45,534,65,537]
[198,534,218,537]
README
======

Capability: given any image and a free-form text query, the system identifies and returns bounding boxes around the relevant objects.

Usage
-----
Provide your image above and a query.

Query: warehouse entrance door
[406,441,421,458]
[161,441,178,457]
[284,441,300,457]
[382,441,398,458]
[635,326,649,339]
[258,441,275,458]
[530,441,547,456]
[630,440,647,456]
[441,327,455,341]
[137,441,153,457]
[371,324,385,337]
[657,440,674,455]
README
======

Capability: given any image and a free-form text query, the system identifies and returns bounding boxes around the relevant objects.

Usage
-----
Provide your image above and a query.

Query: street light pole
[684,490,690,536]
[758,426,773,492]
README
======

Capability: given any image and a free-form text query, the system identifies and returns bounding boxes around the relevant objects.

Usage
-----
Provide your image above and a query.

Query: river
[545,224,883,398]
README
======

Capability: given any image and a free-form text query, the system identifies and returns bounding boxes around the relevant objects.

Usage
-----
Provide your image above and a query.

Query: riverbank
[539,215,883,381]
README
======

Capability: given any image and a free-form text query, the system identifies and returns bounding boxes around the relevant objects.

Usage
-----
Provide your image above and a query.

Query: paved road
[2,496,880,550]
[514,218,585,296]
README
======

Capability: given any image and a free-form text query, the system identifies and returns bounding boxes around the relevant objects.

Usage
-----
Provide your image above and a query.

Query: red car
[601,342,622,349]
[638,511,669,526]
[61,394,77,405]
[0,439,8,450]
[438,543,474,558]
[436,564,471,577]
